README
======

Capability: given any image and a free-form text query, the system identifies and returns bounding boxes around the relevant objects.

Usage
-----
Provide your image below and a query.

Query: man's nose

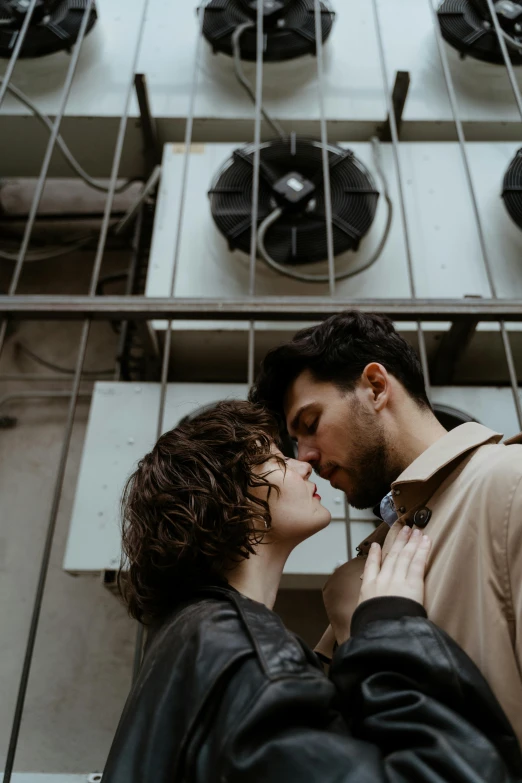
[288,458,313,480]
[297,443,321,466]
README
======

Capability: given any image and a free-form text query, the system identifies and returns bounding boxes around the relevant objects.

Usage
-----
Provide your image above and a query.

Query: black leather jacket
[102,587,522,782]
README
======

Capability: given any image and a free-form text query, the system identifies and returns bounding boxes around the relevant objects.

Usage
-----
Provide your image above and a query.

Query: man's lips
[320,466,339,485]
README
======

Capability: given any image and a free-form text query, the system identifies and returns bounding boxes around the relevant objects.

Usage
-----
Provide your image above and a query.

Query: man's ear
[361,363,390,411]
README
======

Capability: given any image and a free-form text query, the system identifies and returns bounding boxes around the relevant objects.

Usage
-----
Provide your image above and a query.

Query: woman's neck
[227,542,291,610]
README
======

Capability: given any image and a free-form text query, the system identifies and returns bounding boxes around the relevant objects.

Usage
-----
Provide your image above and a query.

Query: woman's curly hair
[118,400,284,624]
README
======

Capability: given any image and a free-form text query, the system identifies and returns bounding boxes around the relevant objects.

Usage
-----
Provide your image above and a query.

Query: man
[250,310,522,744]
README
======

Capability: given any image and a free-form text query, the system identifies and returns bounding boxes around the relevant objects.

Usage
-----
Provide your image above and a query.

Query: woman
[102,400,522,783]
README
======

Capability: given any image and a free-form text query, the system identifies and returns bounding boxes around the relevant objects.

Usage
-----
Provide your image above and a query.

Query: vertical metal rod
[314,0,336,297]
[7,0,95,299]
[0,0,39,108]
[247,323,256,388]
[343,498,353,563]
[417,322,431,400]
[2,320,88,783]
[132,3,208,679]
[484,0,522,119]
[2,4,152,776]
[0,0,96,364]
[370,0,432,397]
[246,1,264,389]
[155,4,206,441]
[114,207,145,381]
[426,0,522,428]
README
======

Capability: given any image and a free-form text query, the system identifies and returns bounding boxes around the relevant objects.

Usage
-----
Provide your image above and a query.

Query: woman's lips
[312,484,321,500]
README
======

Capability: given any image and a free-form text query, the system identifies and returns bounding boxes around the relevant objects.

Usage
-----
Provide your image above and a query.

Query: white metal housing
[3,0,522,178]
[64,383,522,583]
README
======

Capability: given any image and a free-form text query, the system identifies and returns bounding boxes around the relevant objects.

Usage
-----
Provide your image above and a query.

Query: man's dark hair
[250,311,430,422]
[118,400,284,624]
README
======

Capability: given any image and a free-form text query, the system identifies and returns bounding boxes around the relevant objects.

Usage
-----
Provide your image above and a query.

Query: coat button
[413,507,432,528]
[393,488,401,496]
[398,506,406,514]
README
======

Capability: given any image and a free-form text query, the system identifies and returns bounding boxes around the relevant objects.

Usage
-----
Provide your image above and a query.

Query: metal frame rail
[1,0,522,778]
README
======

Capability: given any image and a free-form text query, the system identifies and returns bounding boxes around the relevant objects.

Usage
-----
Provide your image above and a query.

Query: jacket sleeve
[194,599,522,783]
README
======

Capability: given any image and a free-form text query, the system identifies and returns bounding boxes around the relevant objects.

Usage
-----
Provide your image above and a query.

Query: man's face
[284,370,397,509]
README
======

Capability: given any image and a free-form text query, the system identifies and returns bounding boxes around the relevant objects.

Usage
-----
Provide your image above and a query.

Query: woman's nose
[288,458,313,480]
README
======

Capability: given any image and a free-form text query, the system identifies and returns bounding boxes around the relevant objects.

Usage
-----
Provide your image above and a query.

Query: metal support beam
[378,71,411,142]
[430,317,479,384]
[134,73,162,175]
[1,296,522,322]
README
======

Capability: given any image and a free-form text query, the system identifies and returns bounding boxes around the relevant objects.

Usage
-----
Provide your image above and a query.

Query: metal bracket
[378,71,411,142]
[134,73,162,175]
[430,296,482,384]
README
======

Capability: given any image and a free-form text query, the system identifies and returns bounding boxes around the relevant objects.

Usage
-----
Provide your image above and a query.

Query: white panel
[64,382,347,574]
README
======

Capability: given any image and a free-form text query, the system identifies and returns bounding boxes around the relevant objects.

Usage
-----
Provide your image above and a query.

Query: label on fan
[287,177,305,192]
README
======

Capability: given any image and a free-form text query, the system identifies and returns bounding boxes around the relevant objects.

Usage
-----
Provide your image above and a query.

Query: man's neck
[392,407,448,476]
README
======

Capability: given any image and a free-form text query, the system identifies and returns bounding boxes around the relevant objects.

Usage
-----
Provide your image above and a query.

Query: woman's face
[253,445,331,543]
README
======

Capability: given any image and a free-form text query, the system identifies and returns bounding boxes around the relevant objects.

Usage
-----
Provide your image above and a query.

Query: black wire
[95,272,129,296]
[16,342,114,376]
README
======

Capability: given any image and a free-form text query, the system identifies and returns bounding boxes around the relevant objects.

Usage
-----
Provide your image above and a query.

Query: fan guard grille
[0,0,96,58]
[437,0,522,65]
[502,148,522,229]
[202,0,334,62]
[209,137,379,267]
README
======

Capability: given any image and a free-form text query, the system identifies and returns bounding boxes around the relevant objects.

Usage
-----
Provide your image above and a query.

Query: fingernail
[370,542,378,550]
[412,528,421,537]
[422,535,430,543]
[400,525,410,536]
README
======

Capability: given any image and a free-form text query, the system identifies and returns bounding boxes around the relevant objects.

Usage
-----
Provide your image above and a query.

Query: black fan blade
[284,24,315,44]
[308,149,353,187]
[47,21,71,41]
[462,27,488,46]
[0,0,14,19]
[232,148,280,187]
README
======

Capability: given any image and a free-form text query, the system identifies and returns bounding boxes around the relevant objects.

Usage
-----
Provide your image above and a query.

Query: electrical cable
[0,165,161,262]
[232,22,287,140]
[256,136,393,282]
[500,28,522,52]
[15,342,114,376]
[0,234,95,261]
[5,83,139,194]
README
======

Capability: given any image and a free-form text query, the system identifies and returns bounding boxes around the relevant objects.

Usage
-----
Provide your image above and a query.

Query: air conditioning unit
[502,146,522,228]
[5,0,522,181]
[437,0,522,66]
[143,140,522,380]
[64,383,521,582]
[201,0,335,62]
[63,382,349,587]
[0,0,97,59]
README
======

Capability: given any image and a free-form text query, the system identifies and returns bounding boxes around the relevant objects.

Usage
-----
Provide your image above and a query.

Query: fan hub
[245,0,285,24]
[494,0,522,35]
[272,171,316,210]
